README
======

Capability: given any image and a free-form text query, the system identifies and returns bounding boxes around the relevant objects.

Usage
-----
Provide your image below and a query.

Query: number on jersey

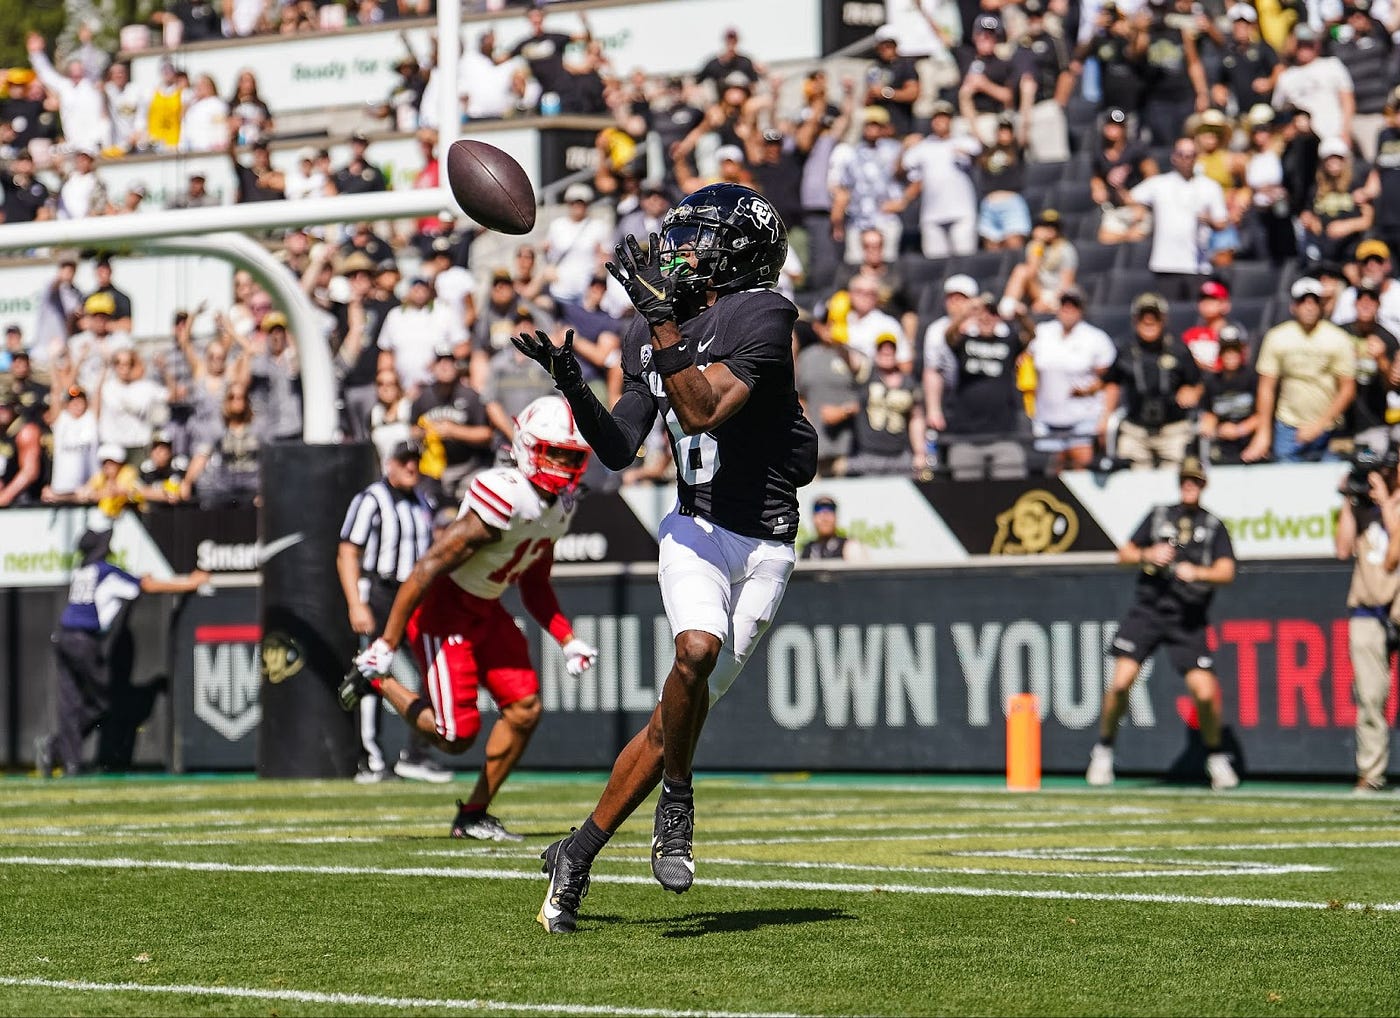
[664,409,719,486]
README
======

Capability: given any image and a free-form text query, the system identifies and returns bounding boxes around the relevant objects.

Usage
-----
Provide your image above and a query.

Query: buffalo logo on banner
[261,631,305,685]
[991,490,1079,555]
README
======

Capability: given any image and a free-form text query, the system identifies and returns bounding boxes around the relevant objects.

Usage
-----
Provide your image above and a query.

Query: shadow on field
[589,906,856,938]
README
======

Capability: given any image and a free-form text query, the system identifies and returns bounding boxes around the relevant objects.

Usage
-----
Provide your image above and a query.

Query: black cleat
[651,784,695,893]
[451,800,524,842]
[537,832,591,934]
[338,667,373,711]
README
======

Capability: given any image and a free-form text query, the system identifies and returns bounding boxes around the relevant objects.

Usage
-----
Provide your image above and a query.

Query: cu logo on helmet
[736,196,780,241]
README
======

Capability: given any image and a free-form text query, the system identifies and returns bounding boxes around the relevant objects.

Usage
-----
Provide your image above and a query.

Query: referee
[35,528,210,777]
[337,441,448,783]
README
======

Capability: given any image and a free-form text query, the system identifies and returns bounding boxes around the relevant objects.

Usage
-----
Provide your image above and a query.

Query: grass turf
[2,773,1399,1017]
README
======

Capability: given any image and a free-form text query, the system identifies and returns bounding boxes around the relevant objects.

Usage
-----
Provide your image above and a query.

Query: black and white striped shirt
[339,479,433,583]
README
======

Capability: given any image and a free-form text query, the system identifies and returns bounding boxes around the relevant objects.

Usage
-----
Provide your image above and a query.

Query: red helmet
[512,395,590,495]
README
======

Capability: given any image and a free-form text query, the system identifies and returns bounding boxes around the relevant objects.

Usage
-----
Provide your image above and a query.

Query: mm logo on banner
[193,624,261,741]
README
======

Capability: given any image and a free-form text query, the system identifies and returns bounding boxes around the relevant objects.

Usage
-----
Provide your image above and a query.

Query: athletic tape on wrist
[651,342,692,376]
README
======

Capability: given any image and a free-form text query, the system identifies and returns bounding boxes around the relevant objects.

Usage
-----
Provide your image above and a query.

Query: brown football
[445,139,537,235]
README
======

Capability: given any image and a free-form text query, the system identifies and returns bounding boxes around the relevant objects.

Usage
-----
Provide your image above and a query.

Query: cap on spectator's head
[1218,323,1246,348]
[387,440,423,463]
[812,494,838,513]
[338,251,375,275]
[723,25,739,40]
[929,99,955,118]
[722,70,752,91]
[78,528,112,563]
[1036,208,1062,230]
[1227,3,1257,21]
[715,144,745,165]
[376,258,399,275]
[762,128,783,144]
[1357,238,1391,261]
[151,427,174,447]
[874,332,898,349]
[1318,136,1350,160]
[563,182,594,203]
[1105,107,1127,126]
[433,342,455,360]
[251,139,270,151]
[262,311,288,330]
[350,129,369,144]
[67,385,86,401]
[98,443,125,464]
[975,13,1003,36]
[430,235,454,258]
[1200,279,1230,300]
[944,274,978,297]
[5,323,20,335]
[978,291,998,308]
[1023,0,1046,16]
[1244,103,1276,129]
[6,68,33,86]
[1311,259,1347,280]
[83,292,115,316]
[1059,286,1086,306]
[408,275,432,289]
[1357,278,1384,299]
[73,145,97,160]
[874,25,899,44]
[1132,291,1168,317]
[861,106,891,126]
[1290,277,1325,300]
[491,267,514,284]
[640,178,668,196]
[296,146,317,163]
[1179,456,1208,485]
[996,112,1016,130]
[1194,108,1231,136]
[1294,23,1319,43]
[1345,0,1371,15]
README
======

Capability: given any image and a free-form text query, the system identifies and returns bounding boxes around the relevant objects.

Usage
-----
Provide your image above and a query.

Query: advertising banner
[822,0,889,53]
[128,0,821,118]
[171,586,261,771]
[0,508,173,588]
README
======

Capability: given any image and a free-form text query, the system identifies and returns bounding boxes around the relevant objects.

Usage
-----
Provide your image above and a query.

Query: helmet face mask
[659,183,787,297]
[512,396,591,495]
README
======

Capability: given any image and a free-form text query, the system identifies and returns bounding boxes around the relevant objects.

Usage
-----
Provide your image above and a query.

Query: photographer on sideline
[1087,457,1241,790]
[1334,448,1400,793]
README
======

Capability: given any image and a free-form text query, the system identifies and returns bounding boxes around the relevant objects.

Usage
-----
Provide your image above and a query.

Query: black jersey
[1129,502,1234,611]
[614,289,817,543]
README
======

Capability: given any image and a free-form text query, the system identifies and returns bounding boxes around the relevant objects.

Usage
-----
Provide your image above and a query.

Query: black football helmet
[658,183,787,296]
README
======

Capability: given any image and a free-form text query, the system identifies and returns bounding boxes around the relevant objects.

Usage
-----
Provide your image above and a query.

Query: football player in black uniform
[514,182,817,933]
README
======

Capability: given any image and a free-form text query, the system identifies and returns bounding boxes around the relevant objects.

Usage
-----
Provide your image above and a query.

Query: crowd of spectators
[6,0,1400,515]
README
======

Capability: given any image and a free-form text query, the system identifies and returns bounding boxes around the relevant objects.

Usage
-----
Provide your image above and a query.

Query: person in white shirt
[377,277,455,391]
[283,147,330,201]
[1026,288,1117,472]
[844,273,914,372]
[544,183,610,304]
[58,149,107,220]
[460,27,519,121]
[1272,24,1354,146]
[45,385,99,496]
[27,33,108,154]
[922,273,979,434]
[1332,238,1400,336]
[423,237,477,348]
[179,75,229,153]
[899,101,981,259]
[99,348,168,458]
[103,62,145,153]
[1127,135,1228,300]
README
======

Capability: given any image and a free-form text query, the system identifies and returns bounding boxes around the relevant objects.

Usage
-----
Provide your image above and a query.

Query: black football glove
[511,328,585,393]
[606,233,676,327]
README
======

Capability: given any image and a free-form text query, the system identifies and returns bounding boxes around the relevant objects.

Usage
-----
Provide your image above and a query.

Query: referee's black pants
[51,628,108,773]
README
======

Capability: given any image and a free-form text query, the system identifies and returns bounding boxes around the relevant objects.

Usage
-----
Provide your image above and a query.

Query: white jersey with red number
[449,466,575,600]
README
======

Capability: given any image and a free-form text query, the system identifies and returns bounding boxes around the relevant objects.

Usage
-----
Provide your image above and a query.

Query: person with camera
[1087,456,1241,790]
[1335,448,1400,793]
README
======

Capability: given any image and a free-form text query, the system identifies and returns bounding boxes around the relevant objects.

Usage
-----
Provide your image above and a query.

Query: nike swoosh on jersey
[697,337,714,351]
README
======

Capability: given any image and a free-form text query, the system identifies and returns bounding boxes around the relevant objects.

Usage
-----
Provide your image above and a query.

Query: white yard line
[0,975,799,1017]
[0,855,1387,912]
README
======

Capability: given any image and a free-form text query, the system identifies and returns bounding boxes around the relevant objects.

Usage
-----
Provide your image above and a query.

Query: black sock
[662,774,693,800]
[1097,735,1116,749]
[567,816,612,864]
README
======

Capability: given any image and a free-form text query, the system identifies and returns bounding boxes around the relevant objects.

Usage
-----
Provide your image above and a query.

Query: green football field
[3,772,1399,1017]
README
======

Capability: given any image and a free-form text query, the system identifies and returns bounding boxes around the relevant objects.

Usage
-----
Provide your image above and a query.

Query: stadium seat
[1093,268,1159,306]
[897,253,949,285]
[1048,181,1097,215]
[1022,184,1051,215]
[1230,297,1272,337]
[953,250,1014,288]
[1224,263,1279,300]
[1115,242,1152,269]
[1026,162,1067,189]
[1075,242,1119,278]
[1088,307,1133,340]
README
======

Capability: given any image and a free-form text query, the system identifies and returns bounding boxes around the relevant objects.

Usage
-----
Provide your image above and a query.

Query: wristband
[650,341,693,376]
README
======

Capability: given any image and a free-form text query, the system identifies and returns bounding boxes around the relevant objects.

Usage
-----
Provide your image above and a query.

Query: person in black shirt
[1211,5,1278,117]
[649,77,705,179]
[696,26,766,93]
[1,149,49,223]
[1093,107,1159,244]
[503,6,591,111]
[1071,2,1149,115]
[1358,91,1400,254]
[1103,291,1203,469]
[1198,328,1258,463]
[514,183,816,933]
[849,336,926,478]
[1088,457,1241,789]
[747,128,805,248]
[941,293,1034,480]
[230,141,284,203]
[1332,0,1393,161]
[864,27,920,138]
[89,258,132,333]
[956,16,1019,141]
[974,116,1030,250]
[152,0,223,43]
[798,494,868,561]
[1014,0,1072,162]
[333,132,388,195]
[1344,280,1400,450]
[411,346,493,506]
[1130,0,1209,146]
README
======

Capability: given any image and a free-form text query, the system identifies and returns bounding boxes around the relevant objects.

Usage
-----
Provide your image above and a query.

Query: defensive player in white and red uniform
[340,396,598,842]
